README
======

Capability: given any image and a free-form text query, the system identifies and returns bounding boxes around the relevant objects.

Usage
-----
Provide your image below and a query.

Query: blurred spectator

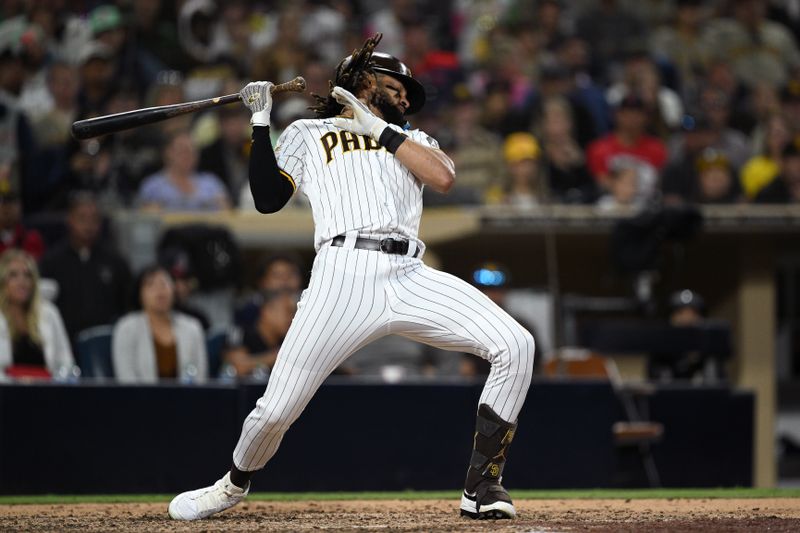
[0,39,38,214]
[142,71,193,142]
[402,17,463,111]
[701,59,754,134]
[747,81,783,154]
[39,193,131,349]
[662,113,717,204]
[689,85,752,169]
[606,50,684,136]
[555,36,612,135]
[479,79,515,135]
[364,0,416,59]
[0,249,73,377]
[497,132,547,207]
[649,0,711,98]
[58,132,113,211]
[75,40,116,117]
[575,0,646,83]
[137,130,231,212]
[648,288,711,381]
[100,88,161,207]
[741,113,791,199]
[437,85,504,204]
[158,247,210,331]
[31,61,79,148]
[299,0,349,67]
[129,0,189,71]
[205,1,270,78]
[755,136,800,203]
[0,175,44,260]
[596,157,649,211]
[531,0,571,53]
[618,0,677,28]
[16,22,53,120]
[223,289,297,377]
[704,0,800,88]
[112,265,207,384]
[198,105,251,207]
[251,6,310,83]
[539,96,598,203]
[88,3,163,98]
[586,94,667,192]
[667,88,751,176]
[235,253,304,328]
[692,148,742,204]
[516,61,598,148]
[783,79,800,140]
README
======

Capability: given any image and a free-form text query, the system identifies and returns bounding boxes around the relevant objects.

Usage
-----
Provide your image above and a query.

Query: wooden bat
[70,77,307,140]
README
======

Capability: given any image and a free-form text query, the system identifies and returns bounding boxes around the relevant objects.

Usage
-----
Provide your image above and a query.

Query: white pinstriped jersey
[233,119,535,476]
[274,119,438,253]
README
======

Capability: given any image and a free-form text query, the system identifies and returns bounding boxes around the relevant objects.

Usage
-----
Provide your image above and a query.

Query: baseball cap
[503,132,540,163]
[471,263,509,288]
[90,5,124,35]
[669,289,706,314]
[695,148,730,173]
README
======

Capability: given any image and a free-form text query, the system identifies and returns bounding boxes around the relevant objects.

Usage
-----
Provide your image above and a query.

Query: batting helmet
[335,52,426,115]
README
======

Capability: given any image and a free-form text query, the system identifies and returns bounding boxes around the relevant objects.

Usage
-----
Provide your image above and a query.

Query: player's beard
[371,89,406,127]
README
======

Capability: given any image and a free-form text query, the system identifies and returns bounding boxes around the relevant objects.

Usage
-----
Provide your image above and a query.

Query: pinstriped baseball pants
[232,244,535,472]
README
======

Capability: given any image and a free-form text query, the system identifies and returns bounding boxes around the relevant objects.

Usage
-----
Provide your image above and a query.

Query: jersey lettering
[340,131,360,153]
[320,131,385,163]
[320,132,338,164]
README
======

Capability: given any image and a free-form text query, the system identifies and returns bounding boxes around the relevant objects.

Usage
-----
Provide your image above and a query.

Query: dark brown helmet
[335,52,426,114]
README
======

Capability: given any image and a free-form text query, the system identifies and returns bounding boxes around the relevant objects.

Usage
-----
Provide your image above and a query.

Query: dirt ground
[2,498,800,532]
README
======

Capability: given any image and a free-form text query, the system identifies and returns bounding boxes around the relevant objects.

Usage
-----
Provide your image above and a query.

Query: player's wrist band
[379,127,407,154]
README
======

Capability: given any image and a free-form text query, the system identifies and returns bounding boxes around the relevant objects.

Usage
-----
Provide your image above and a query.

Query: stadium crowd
[0,0,798,380]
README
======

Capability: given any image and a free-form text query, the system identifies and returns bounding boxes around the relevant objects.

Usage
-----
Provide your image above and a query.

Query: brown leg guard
[461,404,517,519]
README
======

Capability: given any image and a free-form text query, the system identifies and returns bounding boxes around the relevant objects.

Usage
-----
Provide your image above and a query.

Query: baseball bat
[70,77,307,140]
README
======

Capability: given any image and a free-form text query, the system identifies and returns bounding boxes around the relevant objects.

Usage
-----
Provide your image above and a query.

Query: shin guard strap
[468,404,517,484]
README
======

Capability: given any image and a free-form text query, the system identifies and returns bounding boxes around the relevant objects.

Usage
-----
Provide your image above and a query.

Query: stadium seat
[206,328,228,378]
[544,350,663,487]
[76,325,115,378]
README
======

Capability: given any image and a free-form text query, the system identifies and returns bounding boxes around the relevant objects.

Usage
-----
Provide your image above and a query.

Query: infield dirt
[2,498,800,532]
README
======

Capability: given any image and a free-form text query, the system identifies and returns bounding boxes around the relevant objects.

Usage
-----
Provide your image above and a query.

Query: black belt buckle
[380,238,397,254]
[380,238,410,255]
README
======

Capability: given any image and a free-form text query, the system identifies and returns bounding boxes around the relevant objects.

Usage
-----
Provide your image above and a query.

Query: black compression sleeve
[248,126,295,214]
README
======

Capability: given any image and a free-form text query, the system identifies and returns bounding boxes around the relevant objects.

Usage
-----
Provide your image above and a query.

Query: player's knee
[518,327,535,369]
[245,404,297,437]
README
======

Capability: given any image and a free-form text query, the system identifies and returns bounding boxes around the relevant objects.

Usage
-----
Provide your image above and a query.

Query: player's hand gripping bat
[70,77,307,140]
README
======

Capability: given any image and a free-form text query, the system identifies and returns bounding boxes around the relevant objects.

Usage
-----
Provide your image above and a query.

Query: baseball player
[168,34,534,521]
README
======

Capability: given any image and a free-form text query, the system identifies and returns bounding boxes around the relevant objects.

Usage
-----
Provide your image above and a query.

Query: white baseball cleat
[168,472,249,520]
[460,480,517,519]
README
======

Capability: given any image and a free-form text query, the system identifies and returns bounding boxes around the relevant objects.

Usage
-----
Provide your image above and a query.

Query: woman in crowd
[136,130,231,212]
[0,249,73,376]
[112,265,207,383]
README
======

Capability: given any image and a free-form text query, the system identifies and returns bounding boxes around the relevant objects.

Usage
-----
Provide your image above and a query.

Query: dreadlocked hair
[310,33,383,118]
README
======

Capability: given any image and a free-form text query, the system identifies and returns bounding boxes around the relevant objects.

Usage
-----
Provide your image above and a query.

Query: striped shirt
[274,119,438,252]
